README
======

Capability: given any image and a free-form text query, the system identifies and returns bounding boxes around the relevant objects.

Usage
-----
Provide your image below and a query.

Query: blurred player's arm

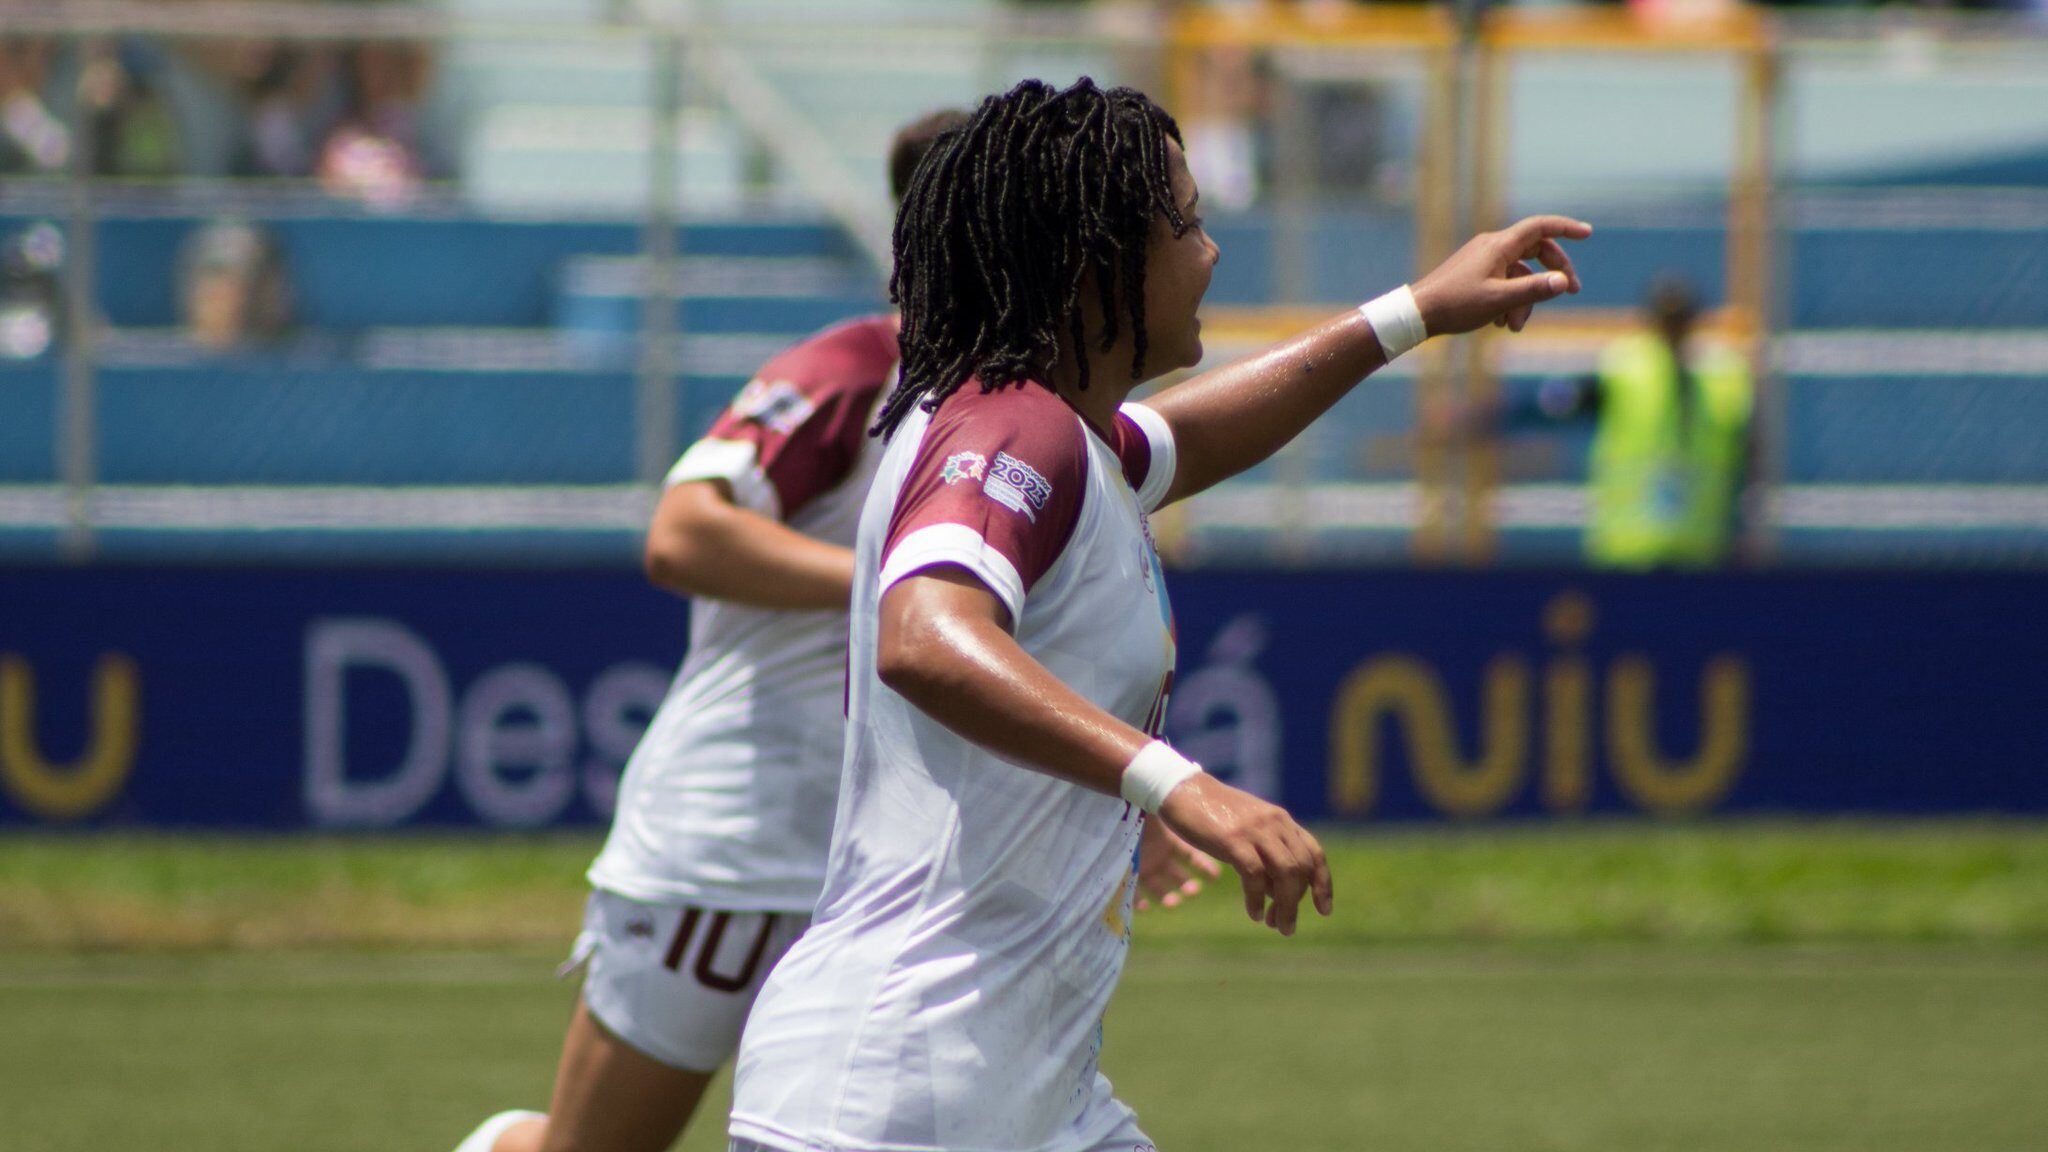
[1136,819,1220,912]
[643,479,854,611]
[1143,216,1590,505]
[877,568,1326,935]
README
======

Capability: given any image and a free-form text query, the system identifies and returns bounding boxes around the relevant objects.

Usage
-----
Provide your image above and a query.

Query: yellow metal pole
[1460,36,1510,566]
[1729,41,1773,344]
[1733,36,1780,560]
[1412,35,1460,565]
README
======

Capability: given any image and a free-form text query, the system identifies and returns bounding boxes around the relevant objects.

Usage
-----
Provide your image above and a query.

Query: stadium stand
[1,0,2044,566]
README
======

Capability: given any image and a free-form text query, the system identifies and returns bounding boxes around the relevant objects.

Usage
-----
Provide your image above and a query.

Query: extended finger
[1500,214,1593,252]
[1261,842,1307,936]
[1271,825,1328,929]
[1493,267,1571,316]
[1234,848,1270,925]
[1288,824,1327,921]
[1302,829,1334,916]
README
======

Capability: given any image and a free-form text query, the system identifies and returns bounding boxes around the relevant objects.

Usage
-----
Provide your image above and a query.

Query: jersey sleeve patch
[880,384,1087,622]
[1113,402,1177,512]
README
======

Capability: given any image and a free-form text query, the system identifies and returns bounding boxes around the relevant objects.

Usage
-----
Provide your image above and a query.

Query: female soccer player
[727,78,1588,1152]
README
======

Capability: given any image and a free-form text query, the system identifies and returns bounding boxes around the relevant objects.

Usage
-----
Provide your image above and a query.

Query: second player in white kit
[449,114,975,1152]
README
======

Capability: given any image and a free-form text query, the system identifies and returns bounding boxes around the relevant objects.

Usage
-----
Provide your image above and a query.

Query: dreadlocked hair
[874,77,1186,438]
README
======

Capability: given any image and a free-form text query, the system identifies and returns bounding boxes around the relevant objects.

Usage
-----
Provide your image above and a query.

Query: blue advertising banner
[2,567,2045,828]
[1167,572,2048,822]
[0,569,685,829]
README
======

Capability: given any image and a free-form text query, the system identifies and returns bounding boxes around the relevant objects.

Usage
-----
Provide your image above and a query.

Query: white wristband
[1120,740,1204,814]
[1358,285,1428,362]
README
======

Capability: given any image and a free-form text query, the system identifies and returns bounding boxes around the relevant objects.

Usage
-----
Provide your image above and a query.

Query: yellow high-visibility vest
[1586,334,1752,569]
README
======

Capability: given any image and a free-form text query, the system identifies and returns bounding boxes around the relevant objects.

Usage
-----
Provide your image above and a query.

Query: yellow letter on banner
[1330,655,1528,818]
[1606,655,1748,816]
[0,654,141,821]
[1541,592,1596,813]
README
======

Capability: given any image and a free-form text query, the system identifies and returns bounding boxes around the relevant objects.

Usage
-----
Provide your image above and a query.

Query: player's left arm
[644,480,854,610]
[1142,216,1591,506]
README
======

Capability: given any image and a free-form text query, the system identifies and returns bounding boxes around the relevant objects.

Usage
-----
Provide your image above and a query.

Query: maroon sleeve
[880,385,1088,609]
[694,317,897,519]
[699,379,873,518]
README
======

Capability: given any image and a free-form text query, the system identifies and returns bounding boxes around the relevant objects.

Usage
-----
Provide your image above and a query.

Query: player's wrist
[1121,740,1204,814]
[1358,285,1428,362]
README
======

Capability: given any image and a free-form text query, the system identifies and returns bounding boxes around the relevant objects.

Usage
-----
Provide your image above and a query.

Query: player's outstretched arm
[1143,216,1592,506]
[878,567,1329,935]
[644,480,856,610]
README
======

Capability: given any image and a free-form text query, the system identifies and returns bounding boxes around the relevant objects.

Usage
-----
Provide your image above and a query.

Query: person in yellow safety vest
[1571,277,1753,568]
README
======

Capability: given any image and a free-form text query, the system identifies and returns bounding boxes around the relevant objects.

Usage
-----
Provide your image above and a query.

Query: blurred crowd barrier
[1,0,2045,567]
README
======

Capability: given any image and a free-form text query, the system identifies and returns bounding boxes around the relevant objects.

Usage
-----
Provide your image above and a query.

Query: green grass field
[5,822,2047,1152]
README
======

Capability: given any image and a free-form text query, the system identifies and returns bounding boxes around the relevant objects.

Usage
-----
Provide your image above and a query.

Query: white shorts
[568,890,809,1074]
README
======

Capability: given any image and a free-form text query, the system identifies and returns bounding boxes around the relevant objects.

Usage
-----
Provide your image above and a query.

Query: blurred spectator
[316,43,432,207]
[178,219,293,350]
[1184,43,1263,211]
[0,38,69,174]
[1575,278,1754,569]
[1430,276,1756,570]
[232,43,334,179]
[0,222,63,360]
[77,39,183,178]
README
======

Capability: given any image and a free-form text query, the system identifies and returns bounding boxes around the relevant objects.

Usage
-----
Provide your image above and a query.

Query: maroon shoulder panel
[882,381,1089,597]
[699,314,900,518]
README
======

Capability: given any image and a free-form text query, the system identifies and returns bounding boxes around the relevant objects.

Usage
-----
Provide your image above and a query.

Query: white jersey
[731,380,1180,1152]
[588,316,900,913]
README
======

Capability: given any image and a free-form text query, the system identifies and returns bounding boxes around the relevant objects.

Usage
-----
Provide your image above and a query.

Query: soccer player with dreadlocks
[729,78,1588,1152]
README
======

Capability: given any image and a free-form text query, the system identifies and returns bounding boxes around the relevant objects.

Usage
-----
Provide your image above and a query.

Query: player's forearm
[645,502,855,610]
[877,578,1150,799]
[1142,309,1390,505]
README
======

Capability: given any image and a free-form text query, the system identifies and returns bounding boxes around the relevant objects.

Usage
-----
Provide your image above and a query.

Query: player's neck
[1046,341,1140,440]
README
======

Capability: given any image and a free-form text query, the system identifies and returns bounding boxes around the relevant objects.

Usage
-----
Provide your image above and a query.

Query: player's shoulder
[756,314,901,398]
[910,382,1091,528]
[722,315,898,437]
[924,380,1087,462]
